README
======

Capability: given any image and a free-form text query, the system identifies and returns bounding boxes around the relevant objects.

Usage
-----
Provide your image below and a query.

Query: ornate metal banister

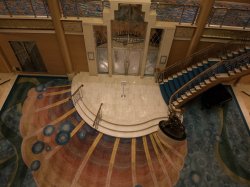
[156,40,245,83]
[169,51,250,110]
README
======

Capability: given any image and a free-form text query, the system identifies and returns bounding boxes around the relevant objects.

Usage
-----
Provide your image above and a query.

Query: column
[82,24,98,75]
[186,0,215,57]
[156,27,175,71]
[47,0,73,74]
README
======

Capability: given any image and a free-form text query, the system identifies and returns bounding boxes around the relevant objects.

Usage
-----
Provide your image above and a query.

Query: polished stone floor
[72,72,169,137]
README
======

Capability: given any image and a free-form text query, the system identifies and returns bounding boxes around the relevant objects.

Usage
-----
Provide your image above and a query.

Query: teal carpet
[175,86,250,187]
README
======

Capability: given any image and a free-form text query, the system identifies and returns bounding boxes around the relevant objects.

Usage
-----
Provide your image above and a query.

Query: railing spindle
[3,0,12,17]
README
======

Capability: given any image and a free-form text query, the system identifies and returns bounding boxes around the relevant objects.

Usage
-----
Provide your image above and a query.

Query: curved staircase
[159,44,250,110]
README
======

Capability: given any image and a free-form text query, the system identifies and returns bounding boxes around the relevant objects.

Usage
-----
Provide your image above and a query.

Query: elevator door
[113,48,141,75]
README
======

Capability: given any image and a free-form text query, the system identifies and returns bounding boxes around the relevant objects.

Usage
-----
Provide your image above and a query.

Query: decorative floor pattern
[0,76,186,187]
[175,87,250,187]
[0,76,249,187]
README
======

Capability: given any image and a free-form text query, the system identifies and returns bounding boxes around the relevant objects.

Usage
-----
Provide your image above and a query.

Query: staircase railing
[71,84,84,105]
[156,40,243,83]
[169,51,250,110]
[93,103,103,129]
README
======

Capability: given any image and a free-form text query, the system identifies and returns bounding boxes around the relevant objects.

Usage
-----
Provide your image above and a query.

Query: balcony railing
[59,0,110,18]
[151,2,200,24]
[0,0,50,17]
[208,7,250,29]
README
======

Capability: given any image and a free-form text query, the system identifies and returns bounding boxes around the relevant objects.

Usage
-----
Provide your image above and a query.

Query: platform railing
[71,84,84,105]
[169,51,250,110]
[93,103,103,129]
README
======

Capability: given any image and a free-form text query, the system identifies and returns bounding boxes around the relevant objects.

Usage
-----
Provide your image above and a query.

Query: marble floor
[0,73,17,111]
[72,72,169,138]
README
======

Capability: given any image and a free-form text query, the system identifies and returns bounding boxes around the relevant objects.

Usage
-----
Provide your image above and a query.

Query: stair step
[185,91,192,96]
[181,94,187,100]
[239,48,246,53]
[245,46,250,51]
[173,101,179,106]
[205,79,211,84]
[240,65,247,71]
[232,51,239,56]
[190,88,197,93]
[220,55,228,60]
[234,68,241,73]
[164,82,173,97]
[177,72,182,76]
[160,84,169,104]
[195,85,201,90]
[167,78,176,93]
[173,75,181,89]
[208,58,221,62]
[200,82,206,87]
[228,71,236,76]
[177,98,183,103]
[227,53,233,58]
[209,76,216,81]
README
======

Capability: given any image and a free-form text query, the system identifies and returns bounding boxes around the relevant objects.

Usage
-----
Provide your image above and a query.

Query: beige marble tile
[72,72,169,137]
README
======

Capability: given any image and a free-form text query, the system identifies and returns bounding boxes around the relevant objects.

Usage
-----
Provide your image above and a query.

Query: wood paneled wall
[0,32,88,74]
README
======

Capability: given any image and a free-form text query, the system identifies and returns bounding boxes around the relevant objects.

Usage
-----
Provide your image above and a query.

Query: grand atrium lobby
[0,0,250,187]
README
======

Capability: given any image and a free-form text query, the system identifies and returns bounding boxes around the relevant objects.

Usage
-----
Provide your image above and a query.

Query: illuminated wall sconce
[160,56,167,64]
[88,52,95,60]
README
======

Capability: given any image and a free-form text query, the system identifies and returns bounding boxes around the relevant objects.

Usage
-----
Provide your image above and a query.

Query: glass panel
[9,41,47,72]
[97,47,108,73]
[113,48,141,75]
[145,50,158,75]
[145,28,163,76]
[128,50,141,75]
[94,25,108,73]
[113,48,126,74]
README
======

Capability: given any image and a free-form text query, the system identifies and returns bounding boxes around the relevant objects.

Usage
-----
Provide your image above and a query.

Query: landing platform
[72,72,169,138]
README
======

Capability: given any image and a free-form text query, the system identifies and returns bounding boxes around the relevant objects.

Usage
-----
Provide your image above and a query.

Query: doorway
[113,48,141,75]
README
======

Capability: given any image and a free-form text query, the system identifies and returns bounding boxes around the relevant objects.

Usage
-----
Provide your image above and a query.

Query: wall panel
[66,34,89,72]
[0,32,66,74]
